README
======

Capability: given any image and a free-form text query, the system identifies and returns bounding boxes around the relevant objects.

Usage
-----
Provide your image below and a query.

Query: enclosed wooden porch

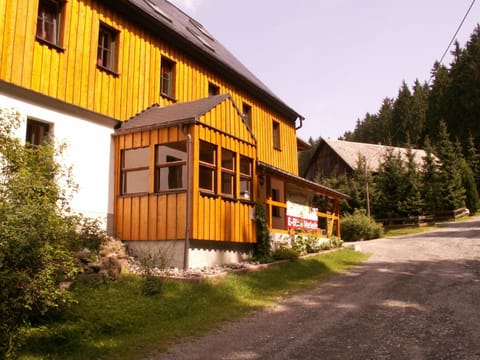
[257,162,348,238]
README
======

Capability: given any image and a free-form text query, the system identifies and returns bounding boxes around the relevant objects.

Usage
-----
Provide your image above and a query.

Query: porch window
[97,23,118,73]
[26,119,50,146]
[155,141,187,192]
[272,188,281,217]
[199,141,216,193]
[121,147,149,195]
[160,57,176,99]
[221,149,235,197]
[36,0,63,46]
[240,156,252,199]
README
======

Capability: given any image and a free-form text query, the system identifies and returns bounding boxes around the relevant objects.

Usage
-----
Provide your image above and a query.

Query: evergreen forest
[301,25,480,219]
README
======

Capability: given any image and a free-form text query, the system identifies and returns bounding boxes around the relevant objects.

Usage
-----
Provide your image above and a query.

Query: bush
[341,209,384,242]
[316,236,344,250]
[292,235,313,255]
[253,202,271,262]
[271,246,299,261]
[0,108,107,358]
[135,247,172,296]
[293,233,344,254]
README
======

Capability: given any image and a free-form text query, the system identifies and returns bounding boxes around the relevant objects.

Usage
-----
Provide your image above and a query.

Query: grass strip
[19,248,368,360]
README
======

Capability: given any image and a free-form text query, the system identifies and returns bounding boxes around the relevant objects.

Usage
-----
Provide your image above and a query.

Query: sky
[169,0,480,142]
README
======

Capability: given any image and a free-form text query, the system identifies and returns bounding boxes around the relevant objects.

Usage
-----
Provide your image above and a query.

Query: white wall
[0,93,115,230]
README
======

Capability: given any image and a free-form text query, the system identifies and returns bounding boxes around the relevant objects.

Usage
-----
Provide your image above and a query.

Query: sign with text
[286,201,318,231]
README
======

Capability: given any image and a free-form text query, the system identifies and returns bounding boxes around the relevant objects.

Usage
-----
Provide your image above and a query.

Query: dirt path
[152,219,480,360]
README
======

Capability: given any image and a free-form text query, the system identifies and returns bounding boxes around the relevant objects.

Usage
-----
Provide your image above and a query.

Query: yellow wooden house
[0,0,347,268]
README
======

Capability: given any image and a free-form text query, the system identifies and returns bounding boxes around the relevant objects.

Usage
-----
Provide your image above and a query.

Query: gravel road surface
[153,218,480,360]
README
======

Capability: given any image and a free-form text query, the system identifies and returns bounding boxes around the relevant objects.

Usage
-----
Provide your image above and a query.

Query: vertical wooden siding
[192,120,257,244]
[114,128,188,241]
[0,0,299,175]
[190,100,257,243]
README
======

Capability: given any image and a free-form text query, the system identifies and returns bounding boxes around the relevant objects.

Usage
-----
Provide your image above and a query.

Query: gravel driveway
[153,218,480,360]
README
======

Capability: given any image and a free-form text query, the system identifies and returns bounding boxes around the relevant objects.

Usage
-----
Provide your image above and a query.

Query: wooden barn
[0,0,348,268]
[304,138,432,180]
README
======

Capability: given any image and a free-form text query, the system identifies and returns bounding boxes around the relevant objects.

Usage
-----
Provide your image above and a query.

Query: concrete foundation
[125,239,253,269]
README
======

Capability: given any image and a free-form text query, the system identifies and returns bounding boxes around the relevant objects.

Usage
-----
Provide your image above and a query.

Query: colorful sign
[286,201,318,231]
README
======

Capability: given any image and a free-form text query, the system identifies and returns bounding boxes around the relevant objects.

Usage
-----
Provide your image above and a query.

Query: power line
[430,0,477,83]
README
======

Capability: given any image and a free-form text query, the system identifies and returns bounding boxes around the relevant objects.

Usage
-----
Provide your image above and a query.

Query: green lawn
[384,213,480,237]
[19,248,368,360]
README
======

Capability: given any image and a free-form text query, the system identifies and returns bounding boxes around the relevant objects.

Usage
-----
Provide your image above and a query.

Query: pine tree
[373,148,405,219]
[421,136,441,214]
[434,121,466,210]
[466,133,480,191]
[411,80,429,147]
[426,62,451,144]
[446,27,480,145]
[460,159,479,214]
[391,81,414,146]
[400,146,424,216]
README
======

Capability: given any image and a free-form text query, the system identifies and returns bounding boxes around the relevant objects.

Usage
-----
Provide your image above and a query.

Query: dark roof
[297,137,312,152]
[257,161,350,200]
[115,0,302,122]
[115,94,229,134]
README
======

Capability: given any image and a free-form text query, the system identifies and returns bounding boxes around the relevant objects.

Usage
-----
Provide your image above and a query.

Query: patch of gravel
[124,257,261,279]
[100,238,261,279]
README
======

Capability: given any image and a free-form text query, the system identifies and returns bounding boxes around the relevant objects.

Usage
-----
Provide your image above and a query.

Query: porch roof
[114,94,230,135]
[257,161,350,200]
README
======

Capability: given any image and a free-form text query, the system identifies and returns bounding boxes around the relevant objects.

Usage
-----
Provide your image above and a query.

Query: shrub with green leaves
[341,209,384,242]
[254,202,272,263]
[271,246,299,261]
[0,108,107,358]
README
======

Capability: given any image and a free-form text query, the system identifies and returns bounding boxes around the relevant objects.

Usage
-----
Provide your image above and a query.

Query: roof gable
[115,94,256,145]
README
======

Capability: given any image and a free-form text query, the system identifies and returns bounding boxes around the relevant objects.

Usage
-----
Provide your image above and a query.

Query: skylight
[186,26,215,52]
[189,18,214,41]
[144,0,172,22]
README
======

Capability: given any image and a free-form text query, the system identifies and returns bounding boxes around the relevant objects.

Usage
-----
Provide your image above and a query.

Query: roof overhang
[297,137,311,152]
[257,161,350,200]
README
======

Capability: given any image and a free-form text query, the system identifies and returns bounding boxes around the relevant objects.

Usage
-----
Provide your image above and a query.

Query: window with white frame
[120,147,149,195]
[155,142,187,192]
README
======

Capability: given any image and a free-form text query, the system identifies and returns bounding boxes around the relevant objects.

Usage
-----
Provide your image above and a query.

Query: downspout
[295,116,304,130]
[181,125,192,270]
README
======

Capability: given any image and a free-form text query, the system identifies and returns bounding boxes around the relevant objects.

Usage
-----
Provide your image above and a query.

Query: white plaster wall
[0,94,114,228]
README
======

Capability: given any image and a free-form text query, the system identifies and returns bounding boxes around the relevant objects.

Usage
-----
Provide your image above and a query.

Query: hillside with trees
[341,25,480,154]
[302,25,480,219]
